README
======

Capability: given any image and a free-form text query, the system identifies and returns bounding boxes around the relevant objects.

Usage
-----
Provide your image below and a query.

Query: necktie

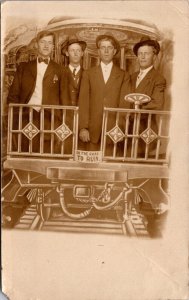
[73,68,77,78]
[72,68,79,88]
[38,57,49,64]
[136,71,144,87]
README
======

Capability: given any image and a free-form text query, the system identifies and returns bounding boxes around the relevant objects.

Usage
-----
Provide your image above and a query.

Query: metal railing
[101,107,170,163]
[7,104,79,158]
[7,103,170,164]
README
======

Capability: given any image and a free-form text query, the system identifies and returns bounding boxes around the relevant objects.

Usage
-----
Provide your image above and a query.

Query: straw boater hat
[61,35,87,55]
[133,36,160,56]
[96,32,120,54]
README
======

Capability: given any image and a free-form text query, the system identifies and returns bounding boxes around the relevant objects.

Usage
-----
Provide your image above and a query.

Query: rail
[101,107,170,163]
[7,103,170,164]
[7,104,79,158]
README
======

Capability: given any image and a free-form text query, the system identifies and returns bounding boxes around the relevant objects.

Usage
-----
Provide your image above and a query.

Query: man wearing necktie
[60,36,86,106]
[7,30,62,152]
[120,36,166,155]
[59,36,86,153]
[78,33,125,151]
[120,36,166,110]
[119,37,168,236]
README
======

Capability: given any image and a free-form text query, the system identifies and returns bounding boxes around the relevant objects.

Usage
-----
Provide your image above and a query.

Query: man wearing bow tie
[60,36,86,106]
[78,33,125,151]
[7,30,62,153]
[7,30,62,106]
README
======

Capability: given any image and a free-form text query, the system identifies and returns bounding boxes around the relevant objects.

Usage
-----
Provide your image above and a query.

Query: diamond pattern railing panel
[55,123,72,142]
[101,108,170,163]
[7,104,79,158]
[7,104,170,163]
[22,122,39,140]
[140,128,158,144]
[107,125,125,143]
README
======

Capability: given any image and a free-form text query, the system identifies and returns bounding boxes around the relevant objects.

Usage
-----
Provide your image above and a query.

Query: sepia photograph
[1,1,189,299]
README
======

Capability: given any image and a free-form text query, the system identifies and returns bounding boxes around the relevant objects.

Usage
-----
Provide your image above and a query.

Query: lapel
[43,60,56,80]
[106,65,121,88]
[76,68,83,86]
[95,64,121,88]
[135,67,155,92]
[67,67,75,85]
[94,65,106,87]
[131,72,138,91]
[28,60,37,79]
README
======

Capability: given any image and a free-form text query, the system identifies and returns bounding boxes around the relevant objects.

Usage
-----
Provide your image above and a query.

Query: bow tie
[38,57,49,64]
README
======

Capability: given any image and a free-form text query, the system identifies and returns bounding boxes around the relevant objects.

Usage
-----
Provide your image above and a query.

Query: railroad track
[14,204,150,238]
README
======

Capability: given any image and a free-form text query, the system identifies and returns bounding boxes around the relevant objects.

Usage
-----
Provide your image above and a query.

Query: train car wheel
[36,189,52,221]
[42,196,52,221]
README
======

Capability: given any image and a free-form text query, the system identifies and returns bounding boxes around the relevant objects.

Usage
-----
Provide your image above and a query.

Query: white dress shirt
[69,64,81,75]
[136,65,153,88]
[100,61,113,83]
[28,58,49,110]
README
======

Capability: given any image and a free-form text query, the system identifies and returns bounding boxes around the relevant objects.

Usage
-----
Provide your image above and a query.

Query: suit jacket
[119,67,166,154]
[60,66,83,106]
[79,64,125,144]
[7,59,62,105]
[120,67,166,110]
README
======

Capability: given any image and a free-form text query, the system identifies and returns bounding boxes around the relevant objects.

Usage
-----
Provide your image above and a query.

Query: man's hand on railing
[79,128,90,142]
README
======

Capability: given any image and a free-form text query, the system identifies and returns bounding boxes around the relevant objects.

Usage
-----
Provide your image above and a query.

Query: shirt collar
[139,65,153,75]
[69,64,81,73]
[100,61,113,70]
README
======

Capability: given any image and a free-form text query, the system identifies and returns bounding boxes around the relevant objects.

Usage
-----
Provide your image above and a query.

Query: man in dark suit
[120,37,166,153]
[60,36,86,153]
[78,33,125,151]
[60,35,86,106]
[5,30,64,220]
[120,36,166,110]
[120,37,168,236]
[7,30,62,153]
[8,30,62,106]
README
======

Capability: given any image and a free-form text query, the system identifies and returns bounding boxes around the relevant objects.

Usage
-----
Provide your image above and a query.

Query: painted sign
[75,150,102,163]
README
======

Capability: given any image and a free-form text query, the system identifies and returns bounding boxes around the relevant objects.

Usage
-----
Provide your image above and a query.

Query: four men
[8,31,166,141]
[7,30,168,234]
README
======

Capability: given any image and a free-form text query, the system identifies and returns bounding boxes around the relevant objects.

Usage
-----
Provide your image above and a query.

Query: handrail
[6,103,170,164]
